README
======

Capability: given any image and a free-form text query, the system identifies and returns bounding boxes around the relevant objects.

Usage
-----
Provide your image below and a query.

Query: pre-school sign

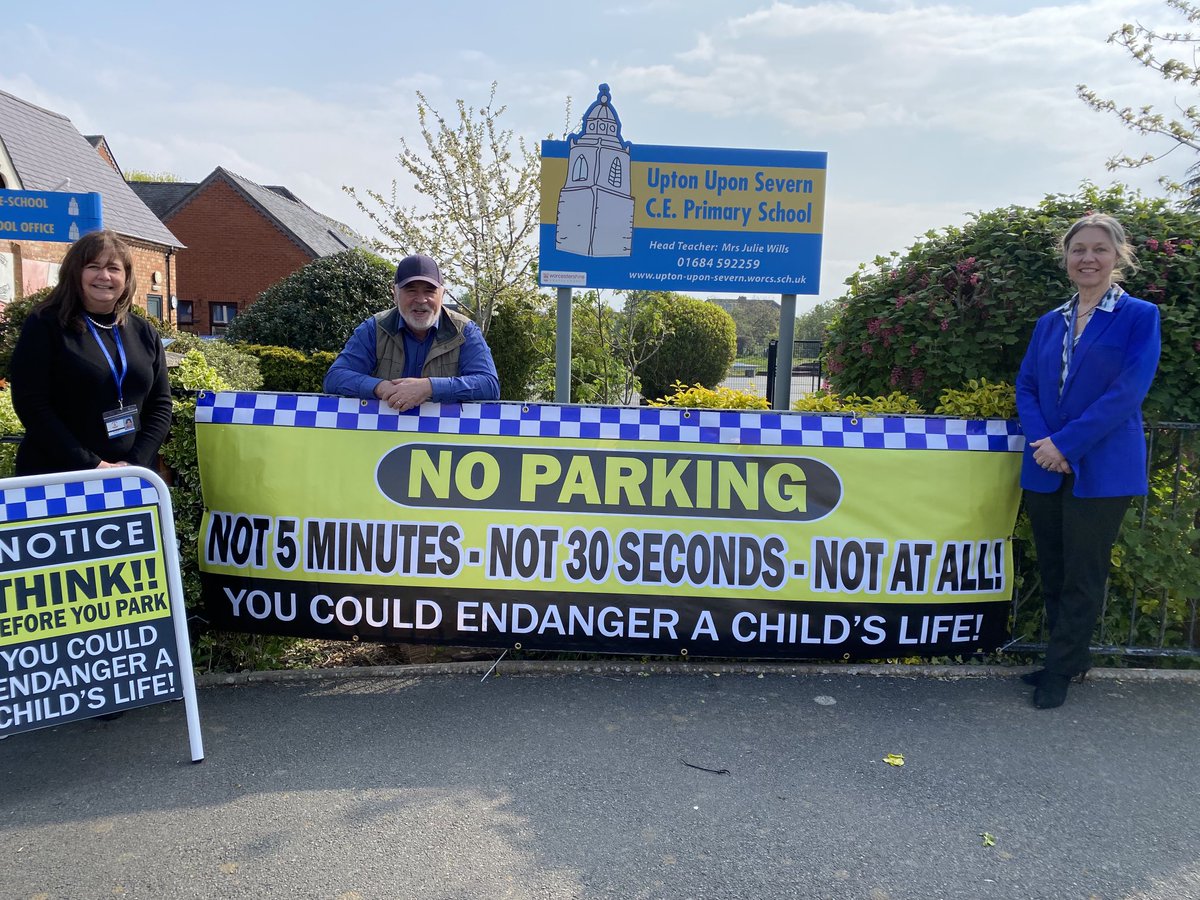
[0,190,104,243]
[538,84,826,294]
[0,468,203,761]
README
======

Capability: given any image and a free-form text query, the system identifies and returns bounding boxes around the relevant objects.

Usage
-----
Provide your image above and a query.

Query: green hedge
[826,185,1200,422]
[235,344,337,393]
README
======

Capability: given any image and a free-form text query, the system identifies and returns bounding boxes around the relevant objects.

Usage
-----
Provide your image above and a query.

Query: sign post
[774,294,798,410]
[555,286,573,402]
[0,190,104,243]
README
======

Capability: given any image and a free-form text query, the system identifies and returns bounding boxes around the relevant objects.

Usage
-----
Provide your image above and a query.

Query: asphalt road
[2,665,1199,900]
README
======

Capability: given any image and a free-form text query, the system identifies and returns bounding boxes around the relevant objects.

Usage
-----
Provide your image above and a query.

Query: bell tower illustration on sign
[555,84,634,257]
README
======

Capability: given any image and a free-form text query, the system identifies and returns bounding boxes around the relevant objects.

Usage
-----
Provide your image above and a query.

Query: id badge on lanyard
[85,318,140,440]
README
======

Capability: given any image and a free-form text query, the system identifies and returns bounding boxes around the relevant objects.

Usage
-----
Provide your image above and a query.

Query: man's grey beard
[401,309,439,334]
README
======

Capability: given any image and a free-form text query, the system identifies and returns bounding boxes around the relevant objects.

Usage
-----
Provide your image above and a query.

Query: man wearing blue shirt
[323,254,500,410]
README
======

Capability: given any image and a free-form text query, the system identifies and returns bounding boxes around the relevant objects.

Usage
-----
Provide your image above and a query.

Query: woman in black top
[11,230,172,475]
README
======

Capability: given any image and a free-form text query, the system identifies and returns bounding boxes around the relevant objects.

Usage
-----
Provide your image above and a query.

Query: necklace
[85,315,115,330]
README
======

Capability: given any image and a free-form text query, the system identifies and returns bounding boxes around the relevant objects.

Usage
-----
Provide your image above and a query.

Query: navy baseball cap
[394,254,443,288]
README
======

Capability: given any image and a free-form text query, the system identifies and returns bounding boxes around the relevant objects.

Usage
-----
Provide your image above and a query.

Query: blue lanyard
[84,317,128,406]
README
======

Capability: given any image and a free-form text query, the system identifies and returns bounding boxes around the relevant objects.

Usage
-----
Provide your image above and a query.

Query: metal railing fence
[723,339,824,401]
[1006,422,1199,658]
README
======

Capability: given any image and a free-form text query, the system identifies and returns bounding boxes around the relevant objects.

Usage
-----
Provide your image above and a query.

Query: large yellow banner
[196,394,1022,659]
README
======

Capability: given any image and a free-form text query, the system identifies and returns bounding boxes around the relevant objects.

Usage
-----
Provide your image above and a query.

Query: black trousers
[1024,476,1131,676]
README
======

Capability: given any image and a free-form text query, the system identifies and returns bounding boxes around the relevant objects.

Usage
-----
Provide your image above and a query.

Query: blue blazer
[1015,292,1160,497]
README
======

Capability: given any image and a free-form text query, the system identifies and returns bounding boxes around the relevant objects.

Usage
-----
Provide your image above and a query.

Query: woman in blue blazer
[1015,214,1161,709]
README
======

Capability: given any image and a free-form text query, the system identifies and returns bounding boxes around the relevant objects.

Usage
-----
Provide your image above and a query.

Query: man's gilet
[373,307,470,380]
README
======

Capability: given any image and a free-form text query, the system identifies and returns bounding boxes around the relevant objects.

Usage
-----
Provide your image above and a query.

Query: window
[177,300,194,326]
[146,294,163,320]
[571,154,589,182]
[211,302,238,334]
[607,158,623,188]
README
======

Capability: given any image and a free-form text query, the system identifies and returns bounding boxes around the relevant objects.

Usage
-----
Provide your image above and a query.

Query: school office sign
[0,190,103,242]
[538,84,827,294]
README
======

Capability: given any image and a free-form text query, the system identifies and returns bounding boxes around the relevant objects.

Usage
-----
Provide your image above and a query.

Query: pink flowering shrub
[823,185,1199,421]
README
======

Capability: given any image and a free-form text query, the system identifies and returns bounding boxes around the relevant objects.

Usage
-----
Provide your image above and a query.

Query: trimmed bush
[169,350,229,392]
[633,293,737,402]
[224,249,396,353]
[236,344,336,393]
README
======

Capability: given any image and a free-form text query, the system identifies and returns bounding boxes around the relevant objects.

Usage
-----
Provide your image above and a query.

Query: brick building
[0,89,183,318]
[130,168,366,335]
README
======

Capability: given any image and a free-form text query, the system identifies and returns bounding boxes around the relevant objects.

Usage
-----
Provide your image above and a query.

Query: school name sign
[195,393,1022,659]
[537,83,825,294]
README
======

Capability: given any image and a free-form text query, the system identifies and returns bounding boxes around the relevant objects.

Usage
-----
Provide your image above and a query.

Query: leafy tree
[794,300,837,343]
[709,296,780,356]
[344,83,543,336]
[1186,158,1200,210]
[632,292,737,402]
[824,184,1199,421]
[542,291,625,403]
[566,291,672,404]
[486,287,554,401]
[503,289,674,405]
[1077,1,1200,204]
[608,293,672,403]
[125,170,183,182]
[224,249,395,353]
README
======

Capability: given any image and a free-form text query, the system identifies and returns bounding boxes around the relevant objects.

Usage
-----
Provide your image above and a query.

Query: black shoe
[1034,674,1071,709]
[1022,667,1089,687]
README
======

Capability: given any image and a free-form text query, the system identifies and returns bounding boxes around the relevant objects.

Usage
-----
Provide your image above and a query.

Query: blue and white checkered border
[195,392,1024,452]
[0,475,160,524]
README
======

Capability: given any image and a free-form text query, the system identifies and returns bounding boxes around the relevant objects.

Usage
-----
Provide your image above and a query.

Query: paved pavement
[2,663,1199,900]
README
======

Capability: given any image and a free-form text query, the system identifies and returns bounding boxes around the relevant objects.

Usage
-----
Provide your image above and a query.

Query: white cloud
[615,0,1174,146]
[678,34,716,63]
[4,0,1187,306]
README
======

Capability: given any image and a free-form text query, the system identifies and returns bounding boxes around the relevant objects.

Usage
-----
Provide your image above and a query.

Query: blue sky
[2,1,1185,308]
